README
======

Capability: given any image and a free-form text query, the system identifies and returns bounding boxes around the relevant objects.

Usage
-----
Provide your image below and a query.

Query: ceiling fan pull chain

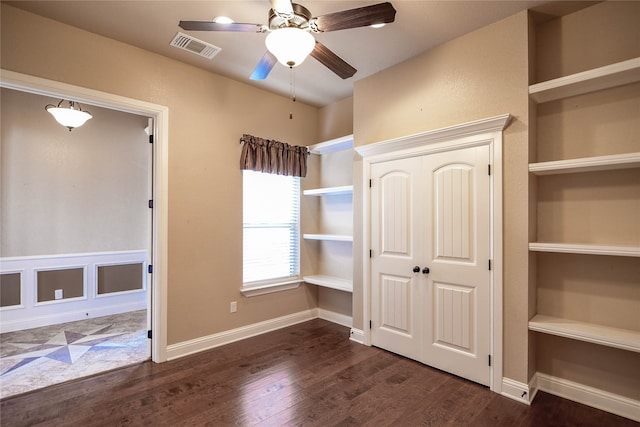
[289,66,296,119]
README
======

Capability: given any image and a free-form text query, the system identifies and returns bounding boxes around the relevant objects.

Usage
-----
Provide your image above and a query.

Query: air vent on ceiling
[170,32,221,59]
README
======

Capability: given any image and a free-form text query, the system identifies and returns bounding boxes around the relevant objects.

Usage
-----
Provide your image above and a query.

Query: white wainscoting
[0,250,148,333]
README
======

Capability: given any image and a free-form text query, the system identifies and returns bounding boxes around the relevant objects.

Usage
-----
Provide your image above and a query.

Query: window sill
[240,280,302,297]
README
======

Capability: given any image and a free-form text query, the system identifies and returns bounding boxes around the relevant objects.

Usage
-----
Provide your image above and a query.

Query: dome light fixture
[45,99,93,131]
[265,27,315,68]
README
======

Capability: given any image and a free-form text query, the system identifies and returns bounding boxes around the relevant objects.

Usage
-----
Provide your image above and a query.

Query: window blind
[242,170,300,286]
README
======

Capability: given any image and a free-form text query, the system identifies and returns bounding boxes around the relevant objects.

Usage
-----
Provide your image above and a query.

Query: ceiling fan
[179,0,396,81]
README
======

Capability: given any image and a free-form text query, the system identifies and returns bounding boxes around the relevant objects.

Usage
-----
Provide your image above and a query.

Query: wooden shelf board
[308,135,353,155]
[529,243,640,257]
[529,57,640,103]
[529,152,640,175]
[303,185,353,196]
[303,275,352,292]
[529,314,640,353]
[303,234,353,242]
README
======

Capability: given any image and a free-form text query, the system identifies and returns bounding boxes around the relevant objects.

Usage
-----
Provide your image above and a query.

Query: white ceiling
[7,1,583,107]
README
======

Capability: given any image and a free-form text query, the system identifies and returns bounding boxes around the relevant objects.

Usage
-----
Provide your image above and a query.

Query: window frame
[241,170,302,296]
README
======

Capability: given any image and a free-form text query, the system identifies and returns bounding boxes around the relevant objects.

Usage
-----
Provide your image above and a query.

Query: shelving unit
[528,243,640,257]
[302,135,354,293]
[528,56,640,356]
[529,152,640,175]
[303,185,353,196]
[303,233,352,242]
[529,315,640,353]
[302,275,352,293]
[529,57,640,103]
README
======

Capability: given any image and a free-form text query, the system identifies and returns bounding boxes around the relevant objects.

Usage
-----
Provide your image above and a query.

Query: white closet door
[370,145,492,386]
[422,145,491,386]
[370,156,424,360]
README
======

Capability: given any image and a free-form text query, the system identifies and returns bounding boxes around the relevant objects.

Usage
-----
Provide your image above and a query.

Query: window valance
[240,134,309,177]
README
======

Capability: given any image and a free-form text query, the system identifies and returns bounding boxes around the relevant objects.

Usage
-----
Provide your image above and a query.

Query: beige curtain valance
[239,134,309,177]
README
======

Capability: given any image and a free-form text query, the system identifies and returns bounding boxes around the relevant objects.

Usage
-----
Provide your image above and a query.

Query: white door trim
[355,114,510,392]
[1,69,169,362]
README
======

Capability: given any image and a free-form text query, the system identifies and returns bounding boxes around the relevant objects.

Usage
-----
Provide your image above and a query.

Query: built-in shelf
[303,185,353,196]
[308,134,354,155]
[529,152,640,175]
[529,314,640,353]
[529,57,640,103]
[303,275,353,293]
[303,234,353,242]
[529,243,640,257]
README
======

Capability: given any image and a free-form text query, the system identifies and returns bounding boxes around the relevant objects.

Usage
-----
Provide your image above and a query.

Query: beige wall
[1,4,320,345]
[318,96,353,142]
[353,11,532,383]
[1,88,149,257]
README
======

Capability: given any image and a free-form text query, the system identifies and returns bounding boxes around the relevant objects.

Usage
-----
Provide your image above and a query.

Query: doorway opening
[0,70,168,397]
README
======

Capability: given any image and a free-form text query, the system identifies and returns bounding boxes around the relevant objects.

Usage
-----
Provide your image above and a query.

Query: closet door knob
[422,267,430,274]
[413,266,420,273]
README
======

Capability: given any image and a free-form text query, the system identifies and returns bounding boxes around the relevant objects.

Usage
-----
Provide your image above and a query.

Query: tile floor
[0,310,149,399]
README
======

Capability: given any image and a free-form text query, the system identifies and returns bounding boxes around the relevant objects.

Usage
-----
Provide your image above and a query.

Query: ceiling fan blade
[270,0,294,17]
[312,2,396,32]
[179,21,264,33]
[250,51,278,80]
[310,42,357,80]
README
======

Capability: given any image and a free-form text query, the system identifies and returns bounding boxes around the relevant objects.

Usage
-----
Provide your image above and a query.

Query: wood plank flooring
[1,319,636,426]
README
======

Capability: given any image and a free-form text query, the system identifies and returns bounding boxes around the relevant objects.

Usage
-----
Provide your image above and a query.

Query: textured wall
[353,11,531,383]
[1,4,319,345]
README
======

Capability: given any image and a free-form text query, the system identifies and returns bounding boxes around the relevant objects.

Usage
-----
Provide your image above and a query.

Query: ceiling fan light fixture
[265,27,315,67]
[45,99,92,131]
[212,16,234,24]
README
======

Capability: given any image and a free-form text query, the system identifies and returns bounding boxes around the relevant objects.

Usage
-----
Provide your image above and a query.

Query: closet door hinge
[488,164,491,175]
[369,249,373,258]
[488,259,492,271]
[148,264,153,274]
[148,200,154,209]
[369,179,372,188]
[149,135,154,144]
[488,355,492,366]
[369,320,372,329]
[147,330,152,339]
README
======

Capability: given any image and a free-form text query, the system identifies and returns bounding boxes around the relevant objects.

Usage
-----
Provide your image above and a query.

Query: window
[243,170,300,288]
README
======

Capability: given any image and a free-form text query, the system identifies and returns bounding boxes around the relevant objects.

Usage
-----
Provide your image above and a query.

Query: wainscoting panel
[0,251,147,333]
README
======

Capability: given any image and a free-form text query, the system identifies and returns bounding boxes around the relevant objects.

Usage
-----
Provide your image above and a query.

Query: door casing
[1,69,170,362]
[355,114,510,393]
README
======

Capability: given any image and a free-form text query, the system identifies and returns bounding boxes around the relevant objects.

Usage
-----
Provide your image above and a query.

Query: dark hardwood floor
[1,319,636,426]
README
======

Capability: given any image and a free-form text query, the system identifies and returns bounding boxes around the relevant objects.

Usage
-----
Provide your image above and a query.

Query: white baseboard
[501,377,533,405]
[0,301,146,333]
[166,308,318,360]
[535,373,640,422]
[317,308,352,328]
[349,328,365,344]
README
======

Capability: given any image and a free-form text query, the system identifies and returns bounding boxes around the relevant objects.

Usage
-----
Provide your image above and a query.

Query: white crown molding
[355,114,511,160]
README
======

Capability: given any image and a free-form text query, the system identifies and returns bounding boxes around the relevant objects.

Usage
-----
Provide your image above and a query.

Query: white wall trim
[0,301,146,333]
[0,251,147,333]
[501,377,534,405]
[317,308,352,328]
[536,373,640,422]
[0,69,169,362]
[355,114,511,160]
[166,309,319,360]
[349,328,365,344]
[355,114,510,393]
